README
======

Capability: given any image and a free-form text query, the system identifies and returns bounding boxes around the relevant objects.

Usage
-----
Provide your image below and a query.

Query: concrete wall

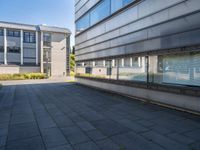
[51,33,67,77]
[75,0,200,61]
[0,66,40,74]
[76,77,200,113]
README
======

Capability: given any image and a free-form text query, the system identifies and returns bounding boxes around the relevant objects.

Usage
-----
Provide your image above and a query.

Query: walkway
[0,80,200,150]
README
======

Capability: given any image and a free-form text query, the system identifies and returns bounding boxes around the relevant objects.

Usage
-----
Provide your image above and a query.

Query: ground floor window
[76,51,200,87]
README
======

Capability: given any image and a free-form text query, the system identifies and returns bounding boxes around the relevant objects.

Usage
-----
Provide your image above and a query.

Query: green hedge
[0,73,46,81]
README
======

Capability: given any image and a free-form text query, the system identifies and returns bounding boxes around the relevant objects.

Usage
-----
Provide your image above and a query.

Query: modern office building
[75,0,200,112]
[0,21,71,76]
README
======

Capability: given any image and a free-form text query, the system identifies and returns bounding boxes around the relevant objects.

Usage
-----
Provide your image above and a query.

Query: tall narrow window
[43,33,51,47]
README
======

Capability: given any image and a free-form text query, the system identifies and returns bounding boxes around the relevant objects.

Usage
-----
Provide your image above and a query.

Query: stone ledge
[75,76,200,97]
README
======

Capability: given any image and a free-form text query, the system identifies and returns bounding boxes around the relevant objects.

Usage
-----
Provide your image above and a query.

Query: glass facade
[76,0,135,32]
[76,52,200,87]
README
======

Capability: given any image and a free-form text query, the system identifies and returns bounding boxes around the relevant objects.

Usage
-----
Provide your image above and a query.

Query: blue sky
[0,0,75,46]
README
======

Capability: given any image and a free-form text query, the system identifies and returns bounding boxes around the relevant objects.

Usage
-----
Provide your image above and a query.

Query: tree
[70,54,75,72]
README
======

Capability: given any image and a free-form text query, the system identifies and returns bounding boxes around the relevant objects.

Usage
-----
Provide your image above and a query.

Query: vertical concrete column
[93,61,95,67]
[36,31,39,65]
[4,28,7,65]
[103,60,106,67]
[122,58,124,67]
[40,31,44,73]
[130,57,133,67]
[20,30,23,65]
[112,59,115,67]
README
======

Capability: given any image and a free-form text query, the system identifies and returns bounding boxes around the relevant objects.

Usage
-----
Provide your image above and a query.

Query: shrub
[0,73,46,81]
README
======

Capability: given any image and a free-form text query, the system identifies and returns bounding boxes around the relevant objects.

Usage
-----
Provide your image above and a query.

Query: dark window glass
[7,47,20,53]
[0,46,4,52]
[90,0,110,25]
[43,33,51,47]
[0,29,3,36]
[7,30,20,37]
[24,32,36,43]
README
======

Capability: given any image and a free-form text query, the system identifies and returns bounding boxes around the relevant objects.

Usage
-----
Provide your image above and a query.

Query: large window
[76,0,135,33]
[7,30,20,37]
[76,52,200,87]
[24,32,36,43]
[0,29,3,36]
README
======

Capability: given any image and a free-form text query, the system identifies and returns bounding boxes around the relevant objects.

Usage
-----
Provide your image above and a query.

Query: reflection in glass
[90,0,110,25]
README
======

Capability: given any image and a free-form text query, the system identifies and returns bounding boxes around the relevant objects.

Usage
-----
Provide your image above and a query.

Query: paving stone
[41,127,68,148]
[116,119,149,133]
[111,132,164,150]
[47,144,73,150]
[0,128,8,137]
[76,121,96,131]
[184,129,200,141]
[0,136,6,147]
[96,138,120,150]
[6,136,45,150]
[86,130,106,141]
[92,119,130,136]
[8,122,39,141]
[61,126,90,145]
[10,114,35,125]
[167,133,195,145]
[36,117,57,129]
[53,115,74,127]
[142,131,189,150]
[73,141,100,150]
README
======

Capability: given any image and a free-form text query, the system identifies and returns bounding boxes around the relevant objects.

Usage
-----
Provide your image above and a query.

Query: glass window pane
[150,52,200,87]
[123,0,133,6]
[119,56,147,81]
[76,13,90,32]
[90,0,110,25]
[111,0,123,13]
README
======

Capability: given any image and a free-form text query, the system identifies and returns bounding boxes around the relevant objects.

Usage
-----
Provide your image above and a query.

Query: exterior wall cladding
[0,21,71,76]
[75,0,200,113]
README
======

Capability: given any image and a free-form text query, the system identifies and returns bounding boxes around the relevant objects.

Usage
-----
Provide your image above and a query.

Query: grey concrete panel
[7,53,20,63]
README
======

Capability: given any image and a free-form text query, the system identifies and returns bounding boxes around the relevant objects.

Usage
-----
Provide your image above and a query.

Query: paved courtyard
[0,80,200,150]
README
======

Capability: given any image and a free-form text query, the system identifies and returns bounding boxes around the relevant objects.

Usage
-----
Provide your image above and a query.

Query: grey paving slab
[142,131,189,150]
[96,138,120,150]
[76,121,96,131]
[41,127,68,148]
[0,80,200,150]
[86,130,106,141]
[73,141,100,150]
[52,115,74,128]
[6,136,45,150]
[7,122,40,141]
[92,119,130,136]
[47,144,73,150]
[61,126,90,145]
[0,136,6,147]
